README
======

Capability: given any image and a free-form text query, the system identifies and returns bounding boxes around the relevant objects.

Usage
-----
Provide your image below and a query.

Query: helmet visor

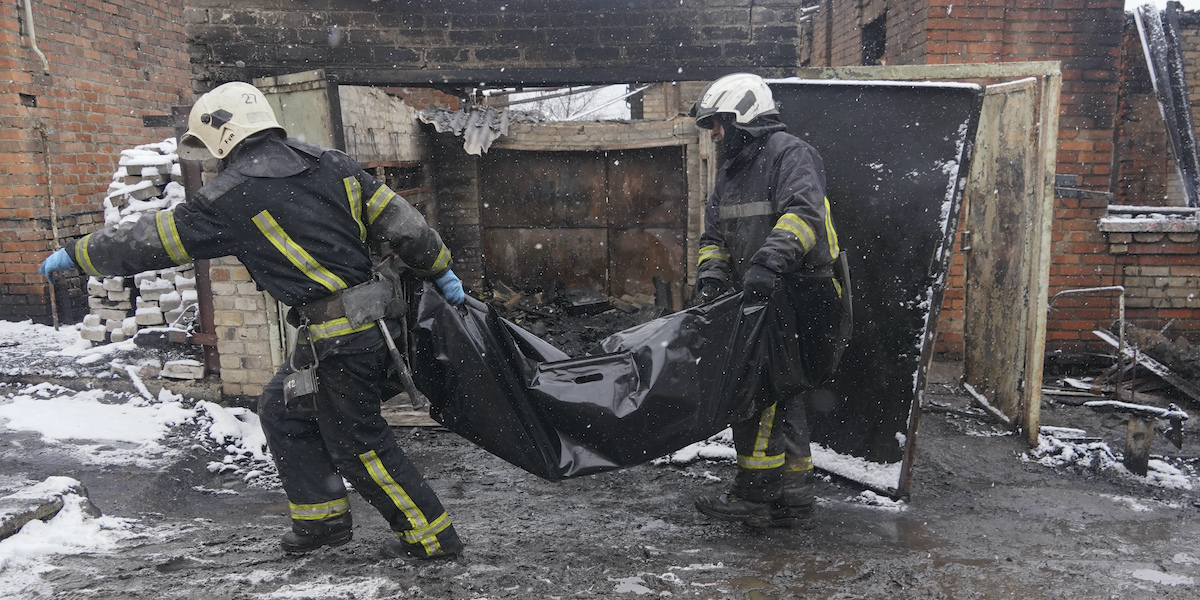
[177,132,213,161]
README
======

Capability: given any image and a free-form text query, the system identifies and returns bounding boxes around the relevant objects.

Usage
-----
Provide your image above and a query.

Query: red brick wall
[1106,230,1200,340]
[0,0,191,322]
[383,87,462,111]
[1114,24,1175,206]
[923,0,1127,356]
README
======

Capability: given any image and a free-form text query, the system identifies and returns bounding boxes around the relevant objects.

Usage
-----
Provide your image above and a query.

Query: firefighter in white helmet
[40,81,466,561]
[689,73,846,529]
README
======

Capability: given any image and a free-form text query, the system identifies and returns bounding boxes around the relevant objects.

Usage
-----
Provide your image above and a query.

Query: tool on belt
[290,274,424,411]
[283,323,320,412]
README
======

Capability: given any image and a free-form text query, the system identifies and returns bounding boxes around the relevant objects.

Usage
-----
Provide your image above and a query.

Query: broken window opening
[862,15,887,67]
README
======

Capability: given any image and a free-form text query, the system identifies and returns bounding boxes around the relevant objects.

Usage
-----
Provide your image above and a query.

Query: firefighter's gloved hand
[691,278,727,307]
[742,264,777,302]
[38,248,75,282]
[435,269,466,305]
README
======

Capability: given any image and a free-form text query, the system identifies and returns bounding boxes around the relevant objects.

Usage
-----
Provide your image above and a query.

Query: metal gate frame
[792,62,1062,493]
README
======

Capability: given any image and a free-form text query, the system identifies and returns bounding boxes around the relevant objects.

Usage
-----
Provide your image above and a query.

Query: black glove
[741,264,777,302]
[690,278,728,307]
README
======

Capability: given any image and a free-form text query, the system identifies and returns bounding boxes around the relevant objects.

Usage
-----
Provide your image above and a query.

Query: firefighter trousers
[730,275,843,502]
[258,343,461,558]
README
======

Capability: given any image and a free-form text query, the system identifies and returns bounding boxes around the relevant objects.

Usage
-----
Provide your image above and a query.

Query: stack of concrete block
[79,138,197,348]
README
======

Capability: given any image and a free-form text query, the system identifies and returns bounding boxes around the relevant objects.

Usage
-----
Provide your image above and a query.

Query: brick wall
[384,87,462,111]
[209,256,282,398]
[811,0,929,66]
[184,0,809,86]
[1102,220,1200,341]
[0,0,191,322]
[1115,21,1176,206]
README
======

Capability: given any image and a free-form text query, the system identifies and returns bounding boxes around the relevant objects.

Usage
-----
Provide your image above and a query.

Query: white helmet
[690,73,779,130]
[178,82,284,160]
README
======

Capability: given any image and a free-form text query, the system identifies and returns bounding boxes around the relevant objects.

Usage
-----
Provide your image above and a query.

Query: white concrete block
[102,277,126,292]
[81,325,107,342]
[158,290,182,312]
[104,319,121,332]
[122,317,139,336]
[161,359,205,380]
[82,314,102,327]
[94,308,129,321]
[86,278,106,296]
[108,330,127,343]
[108,288,131,302]
[134,307,164,326]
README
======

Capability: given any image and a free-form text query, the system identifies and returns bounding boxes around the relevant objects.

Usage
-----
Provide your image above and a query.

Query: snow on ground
[0,383,194,467]
[0,319,155,378]
[1023,432,1195,490]
[653,428,905,495]
[0,479,142,594]
[0,379,277,596]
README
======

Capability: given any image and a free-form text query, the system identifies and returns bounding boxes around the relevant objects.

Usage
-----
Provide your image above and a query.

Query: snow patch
[851,490,907,512]
[1130,569,1194,586]
[812,442,902,493]
[1023,434,1194,490]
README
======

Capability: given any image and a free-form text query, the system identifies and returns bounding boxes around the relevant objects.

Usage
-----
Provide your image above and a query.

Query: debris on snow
[850,490,906,512]
[1022,433,1194,490]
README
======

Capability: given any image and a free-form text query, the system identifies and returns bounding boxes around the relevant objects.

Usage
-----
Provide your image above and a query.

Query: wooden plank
[962,79,1038,421]
[381,400,439,427]
[1093,329,1200,404]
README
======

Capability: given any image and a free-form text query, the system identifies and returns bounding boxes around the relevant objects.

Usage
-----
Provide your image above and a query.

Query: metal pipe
[22,0,50,74]
[568,85,652,120]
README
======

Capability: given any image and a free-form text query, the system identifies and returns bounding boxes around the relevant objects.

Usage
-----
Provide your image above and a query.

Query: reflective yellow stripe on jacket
[75,233,103,277]
[698,244,731,266]
[773,213,817,254]
[822,197,840,258]
[366,185,397,225]
[156,210,193,265]
[252,210,348,294]
[412,245,451,279]
[308,317,375,343]
[343,177,367,242]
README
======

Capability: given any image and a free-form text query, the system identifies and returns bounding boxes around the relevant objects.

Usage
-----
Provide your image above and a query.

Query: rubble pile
[78,139,201,379]
[488,281,663,356]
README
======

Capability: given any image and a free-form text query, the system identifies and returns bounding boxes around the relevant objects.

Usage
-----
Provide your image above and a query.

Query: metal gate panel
[771,81,984,493]
[481,147,687,299]
[481,150,607,228]
[607,148,687,229]
[963,80,1039,419]
[607,228,686,302]
[483,228,608,291]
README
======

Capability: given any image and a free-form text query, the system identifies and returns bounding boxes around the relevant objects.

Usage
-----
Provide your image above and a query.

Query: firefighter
[689,73,845,529]
[39,82,465,561]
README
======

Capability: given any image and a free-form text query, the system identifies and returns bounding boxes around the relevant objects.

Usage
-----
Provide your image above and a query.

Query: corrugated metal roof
[418,106,513,155]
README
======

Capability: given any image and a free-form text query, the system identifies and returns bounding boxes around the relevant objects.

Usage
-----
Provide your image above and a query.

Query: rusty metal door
[962,79,1040,421]
[480,148,686,302]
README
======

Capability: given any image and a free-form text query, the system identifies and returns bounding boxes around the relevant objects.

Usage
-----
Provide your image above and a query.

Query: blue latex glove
[38,248,75,282]
[434,269,465,305]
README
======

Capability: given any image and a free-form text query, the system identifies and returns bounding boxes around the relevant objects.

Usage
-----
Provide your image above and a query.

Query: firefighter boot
[771,468,816,529]
[280,512,354,553]
[694,469,780,528]
[380,524,464,563]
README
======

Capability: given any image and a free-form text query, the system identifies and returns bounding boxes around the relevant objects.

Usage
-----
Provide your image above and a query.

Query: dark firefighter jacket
[69,135,451,345]
[697,128,840,286]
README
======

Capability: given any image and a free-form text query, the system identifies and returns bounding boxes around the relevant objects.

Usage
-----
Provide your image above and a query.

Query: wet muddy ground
[4,355,1200,599]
